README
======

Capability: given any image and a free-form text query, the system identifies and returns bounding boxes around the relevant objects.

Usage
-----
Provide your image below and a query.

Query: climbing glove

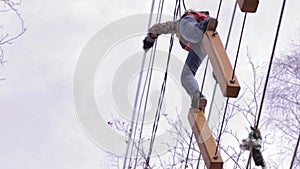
[143,33,158,50]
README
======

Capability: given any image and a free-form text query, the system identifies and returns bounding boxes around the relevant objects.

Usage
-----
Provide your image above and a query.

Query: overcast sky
[1,0,299,169]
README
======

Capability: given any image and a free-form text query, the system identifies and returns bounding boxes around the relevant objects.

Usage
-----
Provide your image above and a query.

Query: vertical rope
[131,34,157,169]
[196,151,202,169]
[214,97,229,156]
[207,82,218,122]
[146,33,175,167]
[200,58,209,94]
[255,0,286,128]
[225,1,237,50]
[231,12,247,80]
[245,153,251,169]
[246,1,287,168]
[182,0,187,11]
[184,132,194,168]
[145,1,181,167]
[215,0,223,20]
[122,52,149,169]
[290,133,300,169]
[122,0,156,168]
[133,0,166,167]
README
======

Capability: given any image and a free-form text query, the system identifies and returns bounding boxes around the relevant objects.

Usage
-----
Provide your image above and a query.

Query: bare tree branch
[0,0,26,64]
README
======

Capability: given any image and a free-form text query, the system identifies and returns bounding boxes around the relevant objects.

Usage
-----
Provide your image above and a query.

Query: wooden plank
[202,31,240,98]
[237,0,259,13]
[188,108,223,169]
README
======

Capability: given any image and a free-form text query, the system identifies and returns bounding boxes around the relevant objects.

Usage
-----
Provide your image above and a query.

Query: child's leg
[181,49,207,110]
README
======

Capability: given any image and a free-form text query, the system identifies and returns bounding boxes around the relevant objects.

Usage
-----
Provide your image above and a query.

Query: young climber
[142,9,218,111]
[240,127,266,168]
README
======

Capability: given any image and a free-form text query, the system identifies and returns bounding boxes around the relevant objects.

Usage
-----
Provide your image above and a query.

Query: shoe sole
[207,18,218,32]
[199,97,207,111]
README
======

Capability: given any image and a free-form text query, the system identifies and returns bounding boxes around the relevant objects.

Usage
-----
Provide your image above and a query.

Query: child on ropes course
[142,9,218,112]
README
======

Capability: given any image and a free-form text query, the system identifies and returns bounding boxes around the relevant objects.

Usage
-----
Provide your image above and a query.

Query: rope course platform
[202,30,240,98]
[237,0,259,13]
[188,108,223,169]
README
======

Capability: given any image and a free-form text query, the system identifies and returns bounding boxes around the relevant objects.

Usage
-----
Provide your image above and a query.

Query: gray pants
[181,44,206,108]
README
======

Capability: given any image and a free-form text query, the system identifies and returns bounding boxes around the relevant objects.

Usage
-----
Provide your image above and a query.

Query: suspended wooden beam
[237,0,259,13]
[188,108,223,169]
[202,30,241,98]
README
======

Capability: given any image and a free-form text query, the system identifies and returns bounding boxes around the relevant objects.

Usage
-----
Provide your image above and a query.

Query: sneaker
[202,17,218,32]
[199,95,207,111]
[191,92,207,111]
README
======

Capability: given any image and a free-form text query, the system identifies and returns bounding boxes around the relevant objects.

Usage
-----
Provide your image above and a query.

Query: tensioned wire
[246,0,287,168]
[130,0,166,168]
[122,0,156,168]
[145,1,182,167]
[290,133,300,169]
